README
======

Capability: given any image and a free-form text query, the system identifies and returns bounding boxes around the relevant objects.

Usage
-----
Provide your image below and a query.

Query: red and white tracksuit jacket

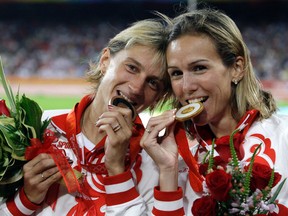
[1,105,287,216]
[153,112,288,215]
[0,96,159,216]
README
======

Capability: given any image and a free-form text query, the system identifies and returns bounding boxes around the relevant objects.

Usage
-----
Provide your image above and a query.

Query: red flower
[199,156,227,176]
[0,99,10,117]
[205,169,233,201]
[248,162,282,191]
[192,196,217,216]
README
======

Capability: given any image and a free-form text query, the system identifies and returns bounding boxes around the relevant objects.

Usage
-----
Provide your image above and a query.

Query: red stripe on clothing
[104,170,132,185]
[105,187,139,206]
[152,207,185,216]
[154,186,183,201]
[6,188,39,216]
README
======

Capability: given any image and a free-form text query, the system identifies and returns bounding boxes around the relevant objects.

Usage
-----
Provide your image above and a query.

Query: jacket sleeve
[151,187,185,216]
[0,187,40,216]
[104,170,147,216]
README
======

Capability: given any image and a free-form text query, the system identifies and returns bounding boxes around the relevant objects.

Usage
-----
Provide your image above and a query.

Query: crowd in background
[0,20,125,78]
[0,13,288,81]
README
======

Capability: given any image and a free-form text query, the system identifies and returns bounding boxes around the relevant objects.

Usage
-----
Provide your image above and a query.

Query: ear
[231,56,244,83]
[99,48,110,73]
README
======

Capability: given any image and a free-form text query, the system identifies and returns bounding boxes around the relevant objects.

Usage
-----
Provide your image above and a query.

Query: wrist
[159,167,178,191]
[105,161,125,176]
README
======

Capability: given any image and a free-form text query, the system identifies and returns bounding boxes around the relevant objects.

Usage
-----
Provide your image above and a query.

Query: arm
[97,106,149,215]
[140,110,185,215]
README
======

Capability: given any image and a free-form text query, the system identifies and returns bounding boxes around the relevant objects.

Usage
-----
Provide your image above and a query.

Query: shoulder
[42,109,70,120]
[251,113,288,132]
[42,109,70,134]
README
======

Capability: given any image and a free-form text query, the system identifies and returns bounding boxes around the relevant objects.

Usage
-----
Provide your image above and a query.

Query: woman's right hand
[23,153,62,204]
[140,109,179,191]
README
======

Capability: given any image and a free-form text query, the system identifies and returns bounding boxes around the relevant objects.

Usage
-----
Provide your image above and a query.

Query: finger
[96,111,132,136]
[105,105,133,126]
[144,110,176,138]
[40,169,62,185]
[39,166,60,182]
[24,153,51,168]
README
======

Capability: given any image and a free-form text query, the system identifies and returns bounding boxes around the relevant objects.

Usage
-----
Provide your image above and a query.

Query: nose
[129,78,145,96]
[182,73,198,93]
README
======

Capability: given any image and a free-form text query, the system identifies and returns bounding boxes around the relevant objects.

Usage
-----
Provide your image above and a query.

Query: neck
[209,117,238,138]
[81,105,105,145]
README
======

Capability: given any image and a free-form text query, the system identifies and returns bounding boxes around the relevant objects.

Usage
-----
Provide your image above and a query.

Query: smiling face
[97,44,165,114]
[167,34,242,130]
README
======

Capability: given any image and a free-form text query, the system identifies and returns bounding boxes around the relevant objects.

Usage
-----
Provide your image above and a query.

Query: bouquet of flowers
[0,57,50,198]
[192,129,287,216]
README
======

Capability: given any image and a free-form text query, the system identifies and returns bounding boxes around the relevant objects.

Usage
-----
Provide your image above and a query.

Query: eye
[147,78,161,91]
[168,69,183,80]
[193,65,207,72]
[125,64,138,73]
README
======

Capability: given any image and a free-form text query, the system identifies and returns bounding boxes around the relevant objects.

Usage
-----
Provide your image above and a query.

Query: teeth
[119,92,133,104]
[188,97,205,104]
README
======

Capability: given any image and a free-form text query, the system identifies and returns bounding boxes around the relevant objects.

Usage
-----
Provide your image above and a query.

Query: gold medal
[175,102,204,122]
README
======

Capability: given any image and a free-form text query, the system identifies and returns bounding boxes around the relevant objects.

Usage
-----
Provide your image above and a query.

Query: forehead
[167,34,217,60]
[118,45,166,77]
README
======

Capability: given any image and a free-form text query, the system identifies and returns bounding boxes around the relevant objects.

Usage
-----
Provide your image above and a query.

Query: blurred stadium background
[0,0,287,113]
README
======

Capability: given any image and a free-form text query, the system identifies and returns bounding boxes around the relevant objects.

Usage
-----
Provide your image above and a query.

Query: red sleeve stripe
[152,207,185,216]
[104,170,132,185]
[6,191,36,216]
[154,186,183,201]
[105,178,134,194]
[105,187,139,206]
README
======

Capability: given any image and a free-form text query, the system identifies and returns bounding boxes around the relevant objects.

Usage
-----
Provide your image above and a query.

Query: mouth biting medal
[109,96,137,121]
[175,102,204,122]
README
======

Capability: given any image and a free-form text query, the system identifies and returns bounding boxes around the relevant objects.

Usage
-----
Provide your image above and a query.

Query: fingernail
[108,104,114,111]
[172,108,177,114]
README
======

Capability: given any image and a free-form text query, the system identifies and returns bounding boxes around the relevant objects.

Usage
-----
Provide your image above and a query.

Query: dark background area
[0,0,287,112]
[0,0,288,81]
[0,0,287,24]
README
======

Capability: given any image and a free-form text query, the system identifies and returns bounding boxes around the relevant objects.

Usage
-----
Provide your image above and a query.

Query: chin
[192,115,207,126]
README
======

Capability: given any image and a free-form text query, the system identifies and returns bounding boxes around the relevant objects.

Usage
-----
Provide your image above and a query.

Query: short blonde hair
[86,18,172,111]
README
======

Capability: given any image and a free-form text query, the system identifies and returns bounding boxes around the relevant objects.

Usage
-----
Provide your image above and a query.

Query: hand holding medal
[109,96,137,121]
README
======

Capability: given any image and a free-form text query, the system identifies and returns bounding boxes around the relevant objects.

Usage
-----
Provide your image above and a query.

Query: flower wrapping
[0,57,81,199]
[0,57,53,198]
[192,129,286,216]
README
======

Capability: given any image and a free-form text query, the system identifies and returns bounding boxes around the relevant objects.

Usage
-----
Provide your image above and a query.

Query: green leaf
[0,57,16,113]
[268,178,287,204]
[229,129,240,167]
[243,143,262,197]
[19,95,43,139]
[207,139,215,172]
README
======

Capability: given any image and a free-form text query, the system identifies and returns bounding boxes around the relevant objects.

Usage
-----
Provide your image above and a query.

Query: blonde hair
[86,18,172,111]
[168,8,277,120]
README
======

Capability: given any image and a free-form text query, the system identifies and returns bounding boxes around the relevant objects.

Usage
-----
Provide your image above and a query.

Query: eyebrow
[168,59,208,69]
[188,59,208,66]
[126,57,143,69]
[126,57,163,80]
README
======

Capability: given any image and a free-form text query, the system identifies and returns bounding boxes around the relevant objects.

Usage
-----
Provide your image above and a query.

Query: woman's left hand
[140,109,179,191]
[96,105,133,176]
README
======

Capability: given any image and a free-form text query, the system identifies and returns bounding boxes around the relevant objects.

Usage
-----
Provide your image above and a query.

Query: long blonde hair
[168,8,277,120]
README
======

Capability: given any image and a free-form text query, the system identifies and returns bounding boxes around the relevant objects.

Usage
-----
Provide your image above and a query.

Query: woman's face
[167,34,238,127]
[97,45,165,113]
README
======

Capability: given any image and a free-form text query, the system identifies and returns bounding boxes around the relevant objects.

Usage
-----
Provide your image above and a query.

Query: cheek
[171,82,183,97]
[144,90,159,104]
